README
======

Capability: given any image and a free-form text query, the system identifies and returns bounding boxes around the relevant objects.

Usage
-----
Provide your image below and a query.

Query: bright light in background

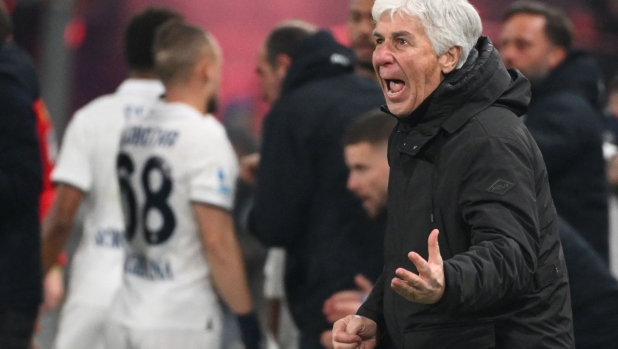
[64,18,86,49]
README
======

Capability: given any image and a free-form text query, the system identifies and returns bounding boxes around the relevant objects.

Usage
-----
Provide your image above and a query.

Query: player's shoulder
[71,94,129,130]
[74,89,158,123]
[199,115,227,137]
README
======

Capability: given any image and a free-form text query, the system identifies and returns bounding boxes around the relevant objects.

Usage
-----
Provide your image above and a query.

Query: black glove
[237,312,262,349]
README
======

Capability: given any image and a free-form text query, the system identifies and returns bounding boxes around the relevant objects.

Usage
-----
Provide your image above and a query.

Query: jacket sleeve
[357,271,388,342]
[526,94,603,178]
[431,136,541,313]
[0,86,42,213]
[250,105,316,247]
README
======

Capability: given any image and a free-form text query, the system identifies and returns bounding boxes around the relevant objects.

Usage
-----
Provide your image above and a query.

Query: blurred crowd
[2,0,618,349]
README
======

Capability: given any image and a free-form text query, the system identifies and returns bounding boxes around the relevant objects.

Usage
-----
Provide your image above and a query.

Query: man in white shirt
[41,8,181,349]
[105,20,260,349]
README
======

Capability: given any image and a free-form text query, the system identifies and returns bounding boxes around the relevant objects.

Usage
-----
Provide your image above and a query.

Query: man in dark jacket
[251,21,385,349]
[341,111,618,349]
[0,2,43,348]
[500,1,609,263]
[333,0,574,348]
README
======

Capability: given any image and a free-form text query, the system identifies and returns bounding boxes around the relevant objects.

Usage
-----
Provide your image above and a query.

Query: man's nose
[373,42,394,66]
[347,174,359,192]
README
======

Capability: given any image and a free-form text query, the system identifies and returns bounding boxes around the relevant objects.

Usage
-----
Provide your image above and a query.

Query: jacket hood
[531,51,604,109]
[281,30,355,94]
[0,41,40,100]
[387,37,530,135]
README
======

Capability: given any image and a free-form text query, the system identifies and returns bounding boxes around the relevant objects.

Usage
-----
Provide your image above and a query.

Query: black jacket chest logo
[487,179,515,195]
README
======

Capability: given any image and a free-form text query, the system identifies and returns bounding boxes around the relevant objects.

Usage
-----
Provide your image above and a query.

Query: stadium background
[7,0,618,140]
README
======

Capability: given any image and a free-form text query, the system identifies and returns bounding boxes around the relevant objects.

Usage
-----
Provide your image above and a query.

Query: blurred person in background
[41,7,182,349]
[0,1,43,347]
[348,0,378,81]
[500,0,610,263]
[250,20,385,349]
[0,0,64,318]
[334,0,574,347]
[603,75,618,164]
[319,109,394,349]
[106,20,260,349]
[603,75,618,144]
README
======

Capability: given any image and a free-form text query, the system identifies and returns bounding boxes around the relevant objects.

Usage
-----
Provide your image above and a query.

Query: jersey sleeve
[188,123,238,210]
[51,111,92,192]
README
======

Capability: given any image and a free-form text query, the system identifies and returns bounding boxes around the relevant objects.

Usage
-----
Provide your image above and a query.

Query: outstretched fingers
[427,229,442,265]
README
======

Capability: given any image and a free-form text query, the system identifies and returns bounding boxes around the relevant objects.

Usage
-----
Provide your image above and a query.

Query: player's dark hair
[503,1,573,50]
[265,21,317,66]
[124,7,182,71]
[343,109,397,147]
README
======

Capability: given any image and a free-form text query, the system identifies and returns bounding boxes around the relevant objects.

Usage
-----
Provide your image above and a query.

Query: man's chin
[385,102,412,118]
[364,205,380,218]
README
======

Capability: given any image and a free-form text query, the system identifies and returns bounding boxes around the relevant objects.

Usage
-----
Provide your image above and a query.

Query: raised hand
[391,229,445,304]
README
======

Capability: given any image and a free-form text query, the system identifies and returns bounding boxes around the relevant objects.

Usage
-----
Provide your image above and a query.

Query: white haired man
[332,0,574,348]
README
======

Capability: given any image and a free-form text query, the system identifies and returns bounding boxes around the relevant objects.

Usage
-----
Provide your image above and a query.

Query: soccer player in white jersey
[105,21,261,349]
[40,8,182,349]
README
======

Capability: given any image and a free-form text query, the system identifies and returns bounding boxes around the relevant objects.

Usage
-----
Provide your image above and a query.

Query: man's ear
[438,46,462,74]
[197,56,212,83]
[275,53,292,79]
[547,45,567,70]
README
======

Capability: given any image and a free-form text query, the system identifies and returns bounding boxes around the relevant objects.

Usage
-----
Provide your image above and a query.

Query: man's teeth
[388,80,404,94]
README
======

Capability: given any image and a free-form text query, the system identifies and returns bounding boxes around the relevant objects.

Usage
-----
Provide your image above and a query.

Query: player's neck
[128,70,158,80]
[164,86,208,115]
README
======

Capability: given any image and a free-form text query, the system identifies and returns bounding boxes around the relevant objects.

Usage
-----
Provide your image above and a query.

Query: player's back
[111,101,238,330]
[52,79,164,307]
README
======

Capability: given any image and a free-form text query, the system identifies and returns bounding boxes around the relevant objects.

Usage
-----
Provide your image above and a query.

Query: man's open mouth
[385,79,405,97]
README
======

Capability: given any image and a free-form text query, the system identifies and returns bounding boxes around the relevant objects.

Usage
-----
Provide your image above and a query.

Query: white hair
[372,0,482,68]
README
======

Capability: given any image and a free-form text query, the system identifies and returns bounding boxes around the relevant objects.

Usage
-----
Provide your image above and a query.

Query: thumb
[427,229,443,265]
[354,274,374,294]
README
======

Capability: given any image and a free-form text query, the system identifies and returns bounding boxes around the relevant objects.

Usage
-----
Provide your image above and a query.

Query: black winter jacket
[0,42,43,307]
[525,52,609,264]
[358,37,574,349]
[558,218,618,349]
[251,31,385,349]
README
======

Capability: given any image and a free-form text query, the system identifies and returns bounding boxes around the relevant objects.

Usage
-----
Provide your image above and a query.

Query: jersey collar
[116,79,165,98]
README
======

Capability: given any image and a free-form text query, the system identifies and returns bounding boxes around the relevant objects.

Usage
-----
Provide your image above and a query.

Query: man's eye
[375,38,384,44]
[397,38,408,45]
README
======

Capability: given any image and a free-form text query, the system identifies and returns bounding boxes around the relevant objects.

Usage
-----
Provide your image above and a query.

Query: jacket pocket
[534,258,563,290]
[403,321,495,349]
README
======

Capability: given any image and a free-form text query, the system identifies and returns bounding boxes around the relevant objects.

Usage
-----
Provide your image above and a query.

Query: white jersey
[52,79,164,307]
[109,102,238,330]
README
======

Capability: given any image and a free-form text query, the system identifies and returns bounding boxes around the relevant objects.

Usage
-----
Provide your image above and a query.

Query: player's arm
[194,202,252,313]
[41,184,83,274]
[193,202,261,348]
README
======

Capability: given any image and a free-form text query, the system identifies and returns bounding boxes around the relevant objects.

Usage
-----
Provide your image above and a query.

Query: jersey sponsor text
[121,126,179,148]
[124,253,174,281]
[95,228,124,248]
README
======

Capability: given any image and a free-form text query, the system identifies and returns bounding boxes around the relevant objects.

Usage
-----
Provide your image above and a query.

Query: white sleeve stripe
[189,188,234,211]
